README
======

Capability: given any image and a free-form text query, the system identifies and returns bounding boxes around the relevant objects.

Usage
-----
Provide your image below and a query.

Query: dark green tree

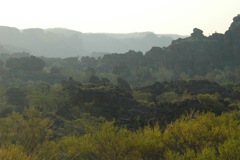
[5,87,27,112]
[117,77,132,92]
[6,56,45,71]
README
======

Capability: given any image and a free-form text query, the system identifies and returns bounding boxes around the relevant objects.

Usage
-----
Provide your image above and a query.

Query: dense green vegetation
[0,108,240,159]
[0,15,240,159]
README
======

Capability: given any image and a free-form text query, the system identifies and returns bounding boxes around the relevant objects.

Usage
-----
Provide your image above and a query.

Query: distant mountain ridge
[0,26,184,57]
[88,15,240,79]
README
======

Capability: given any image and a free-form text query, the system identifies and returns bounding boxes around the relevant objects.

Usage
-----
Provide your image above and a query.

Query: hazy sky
[0,0,239,35]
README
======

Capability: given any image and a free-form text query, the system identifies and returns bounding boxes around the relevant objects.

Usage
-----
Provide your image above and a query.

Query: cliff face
[144,15,240,75]
[224,15,240,61]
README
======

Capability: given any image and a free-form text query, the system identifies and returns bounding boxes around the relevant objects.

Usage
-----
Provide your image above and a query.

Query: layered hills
[0,26,183,57]
[83,14,240,80]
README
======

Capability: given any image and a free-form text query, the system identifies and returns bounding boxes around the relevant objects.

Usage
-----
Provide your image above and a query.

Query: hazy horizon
[0,26,186,36]
[0,0,240,35]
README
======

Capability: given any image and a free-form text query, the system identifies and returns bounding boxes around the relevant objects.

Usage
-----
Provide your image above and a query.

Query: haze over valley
[1,0,240,159]
[0,26,184,57]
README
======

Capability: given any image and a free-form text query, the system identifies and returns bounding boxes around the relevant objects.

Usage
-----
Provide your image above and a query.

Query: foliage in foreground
[0,108,240,159]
